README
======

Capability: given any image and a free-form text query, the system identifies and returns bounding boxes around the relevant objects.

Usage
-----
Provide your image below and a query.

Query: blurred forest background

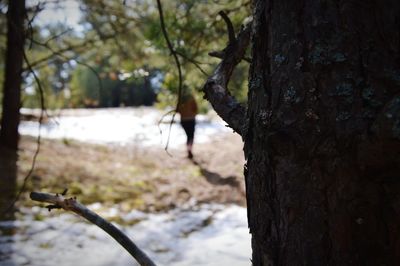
[0,0,253,265]
[0,0,250,111]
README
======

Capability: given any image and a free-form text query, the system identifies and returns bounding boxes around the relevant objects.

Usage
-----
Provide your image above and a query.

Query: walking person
[177,93,198,159]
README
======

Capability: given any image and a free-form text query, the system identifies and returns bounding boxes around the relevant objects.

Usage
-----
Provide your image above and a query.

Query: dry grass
[17,133,245,213]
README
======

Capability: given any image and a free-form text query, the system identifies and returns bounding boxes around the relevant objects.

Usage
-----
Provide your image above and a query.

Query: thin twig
[157,109,175,156]
[156,0,184,152]
[30,191,157,266]
[17,52,45,201]
[29,39,103,96]
[163,112,176,156]
[175,50,209,76]
[43,28,73,45]
[26,2,43,49]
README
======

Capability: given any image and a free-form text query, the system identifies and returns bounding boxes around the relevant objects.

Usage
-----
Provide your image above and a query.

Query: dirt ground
[17,132,246,214]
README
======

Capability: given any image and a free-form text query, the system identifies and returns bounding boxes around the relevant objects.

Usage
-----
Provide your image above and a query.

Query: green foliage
[70,65,97,107]
[77,0,251,109]
[69,62,157,108]
[2,0,251,110]
[144,0,251,101]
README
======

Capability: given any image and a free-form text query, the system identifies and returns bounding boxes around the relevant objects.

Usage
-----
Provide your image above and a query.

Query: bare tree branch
[202,15,251,136]
[42,28,73,45]
[208,50,225,59]
[30,191,157,266]
[26,37,107,69]
[218,11,236,44]
[155,0,184,153]
[175,50,209,76]
[26,2,44,49]
[155,0,183,106]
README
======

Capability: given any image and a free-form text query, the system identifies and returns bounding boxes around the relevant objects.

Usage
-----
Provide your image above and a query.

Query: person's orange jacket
[177,97,198,120]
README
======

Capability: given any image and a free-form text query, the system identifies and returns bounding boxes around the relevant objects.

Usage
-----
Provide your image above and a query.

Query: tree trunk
[245,0,400,265]
[0,0,25,220]
[0,147,17,220]
[0,0,25,150]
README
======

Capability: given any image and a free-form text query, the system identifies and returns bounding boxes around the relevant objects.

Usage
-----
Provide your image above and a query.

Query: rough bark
[244,0,400,265]
[0,0,25,150]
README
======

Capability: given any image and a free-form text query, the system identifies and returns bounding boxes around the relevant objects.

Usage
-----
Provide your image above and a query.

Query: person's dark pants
[180,119,195,145]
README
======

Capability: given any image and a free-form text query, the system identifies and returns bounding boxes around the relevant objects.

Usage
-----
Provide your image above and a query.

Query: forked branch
[202,11,251,136]
[30,191,156,266]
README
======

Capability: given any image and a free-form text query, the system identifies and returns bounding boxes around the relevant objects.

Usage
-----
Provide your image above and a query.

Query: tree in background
[203,0,400,264]
[0,0,25,150]
[69,63,157,108]
[0,0,25,219]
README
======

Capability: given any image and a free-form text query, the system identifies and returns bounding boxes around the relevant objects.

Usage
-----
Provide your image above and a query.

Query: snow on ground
[19,107,231,148]
[7,107,251,265]
[0,204,250,266]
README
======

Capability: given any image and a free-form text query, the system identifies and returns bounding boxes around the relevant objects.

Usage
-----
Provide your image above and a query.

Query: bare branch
[218,11,236,44]
[157,0,183,103]
[26,37,105,69]
[43,28,73,45]
[175,50,209,76]
[25,2,44,49]
[30,191,157,266]
[202,18,251,136]
[155,0,184,152]
[208,50,225,59]
[156,0,183,106]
